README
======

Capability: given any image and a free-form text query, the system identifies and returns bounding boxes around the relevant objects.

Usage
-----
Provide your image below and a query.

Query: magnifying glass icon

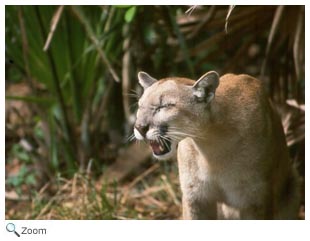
[6,223,20,237]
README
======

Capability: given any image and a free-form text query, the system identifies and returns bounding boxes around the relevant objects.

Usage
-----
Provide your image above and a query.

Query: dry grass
[6,161,182,220]
[6,155,304,220]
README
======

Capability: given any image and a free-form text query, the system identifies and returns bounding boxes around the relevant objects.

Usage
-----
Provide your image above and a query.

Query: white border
[1,220,309,241]
[2,2,309,241]
[2,0,310,5]
[1,0,5,226]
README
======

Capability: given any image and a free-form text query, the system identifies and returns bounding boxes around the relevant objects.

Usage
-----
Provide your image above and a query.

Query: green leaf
[34,124,44,139]
[125,6,136,23]
[26,174,36,185]
[12,144,31,163]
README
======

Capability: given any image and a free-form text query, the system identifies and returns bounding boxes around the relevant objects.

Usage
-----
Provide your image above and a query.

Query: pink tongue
[150,142,161,154]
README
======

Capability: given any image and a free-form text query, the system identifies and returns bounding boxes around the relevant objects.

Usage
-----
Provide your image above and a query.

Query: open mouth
[149,139,171,156]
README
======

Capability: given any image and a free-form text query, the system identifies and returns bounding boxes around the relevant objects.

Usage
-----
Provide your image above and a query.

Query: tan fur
[135,72,300,219]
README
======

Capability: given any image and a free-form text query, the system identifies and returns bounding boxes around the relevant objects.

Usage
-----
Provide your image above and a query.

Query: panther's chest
[177,138,262,209]
[177,138,225,203]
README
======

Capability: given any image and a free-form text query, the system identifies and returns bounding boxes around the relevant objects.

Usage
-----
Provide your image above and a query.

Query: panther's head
[134,71,219,160]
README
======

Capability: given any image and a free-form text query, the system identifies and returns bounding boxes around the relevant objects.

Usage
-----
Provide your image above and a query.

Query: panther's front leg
[178,139,217,220]
[182,196,217,220]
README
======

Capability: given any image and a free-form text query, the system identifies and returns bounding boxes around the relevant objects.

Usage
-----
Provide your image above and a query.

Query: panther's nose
[135,124,149,138]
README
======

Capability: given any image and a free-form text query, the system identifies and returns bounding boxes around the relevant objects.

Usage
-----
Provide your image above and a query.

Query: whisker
[168,126,200,133]
[153,130,178,142]
[167,135,183,142]
[161,136,170,150]
[151,130,175,146]
[153,129,188,142]
[167,131,205,140]
[127,89,141,99]
[130,89,140,95]
[126,133,136,142]
[169,133,204,140]
[160,134,180,142]
[130,102,138,109]
[156,135,164,148]
[168,129,201,137]
[123,93,139,98]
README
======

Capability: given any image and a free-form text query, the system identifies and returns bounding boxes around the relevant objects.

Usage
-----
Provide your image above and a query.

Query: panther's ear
[192,71,219,103]
[138,71,158,90]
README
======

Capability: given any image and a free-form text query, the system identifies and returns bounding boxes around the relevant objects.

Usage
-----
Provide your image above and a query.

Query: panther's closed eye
[161,103,176,108]
[155,103,176,111]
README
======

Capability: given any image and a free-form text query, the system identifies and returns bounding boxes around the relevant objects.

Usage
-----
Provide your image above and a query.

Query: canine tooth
[159,145,164,152]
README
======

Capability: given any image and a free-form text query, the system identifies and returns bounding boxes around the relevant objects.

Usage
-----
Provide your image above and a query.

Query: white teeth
[159,145,164,152]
